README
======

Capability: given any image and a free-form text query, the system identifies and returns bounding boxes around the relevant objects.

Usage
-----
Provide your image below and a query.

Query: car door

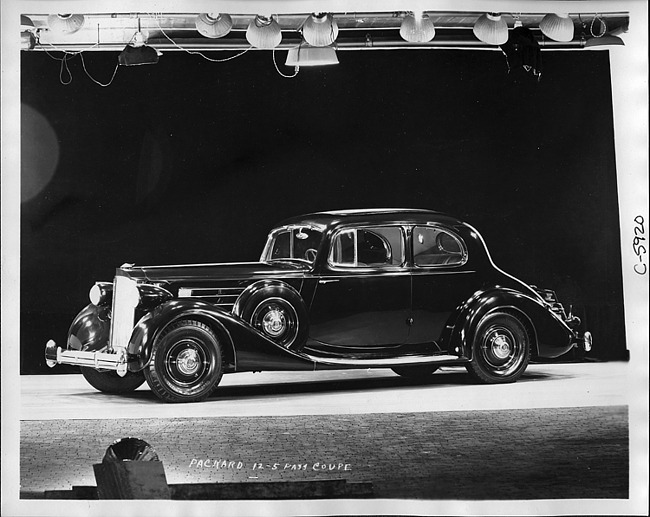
[307,225,411,349]
[407,224,478,345]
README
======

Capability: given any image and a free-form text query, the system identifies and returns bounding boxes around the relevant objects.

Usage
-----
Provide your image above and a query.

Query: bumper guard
[45,340,128,376]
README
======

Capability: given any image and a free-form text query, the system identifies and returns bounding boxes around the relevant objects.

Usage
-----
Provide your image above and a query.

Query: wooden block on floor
[93,461,170,499]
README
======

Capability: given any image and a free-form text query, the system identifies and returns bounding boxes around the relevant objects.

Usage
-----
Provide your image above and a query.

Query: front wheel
[81,367,146,393]
[144,320,223,403]
[465,312,531,384]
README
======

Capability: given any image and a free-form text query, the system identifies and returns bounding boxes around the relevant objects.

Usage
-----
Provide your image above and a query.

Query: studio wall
[20,48,626,373]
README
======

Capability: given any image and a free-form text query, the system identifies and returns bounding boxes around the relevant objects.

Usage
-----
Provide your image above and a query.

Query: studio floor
[15,361,636,506]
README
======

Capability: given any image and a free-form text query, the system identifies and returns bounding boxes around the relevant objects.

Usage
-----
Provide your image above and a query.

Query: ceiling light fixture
[47,13,85,35]
[400,12,436,43]
[584,35,624,47]
[302,12,339,47]
[21,15,37,49]
[118,21,160,66]
[473,12,508,45]
[246,15,282,49]
[21,14,35,31]
[285,43,339,68]
[21,32,36,50]
[195,13,233,39]
[540,13,574,42]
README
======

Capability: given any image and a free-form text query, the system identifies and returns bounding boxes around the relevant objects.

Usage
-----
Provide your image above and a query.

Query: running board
[302,353,467,368]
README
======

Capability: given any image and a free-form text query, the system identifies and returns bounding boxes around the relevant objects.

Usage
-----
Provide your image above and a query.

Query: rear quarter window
[413,226,466,266]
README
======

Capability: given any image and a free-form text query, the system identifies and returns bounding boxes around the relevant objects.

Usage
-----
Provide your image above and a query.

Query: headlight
[89,282,113,306]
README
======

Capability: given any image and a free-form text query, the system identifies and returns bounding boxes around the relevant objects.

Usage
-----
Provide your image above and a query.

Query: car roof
[276,209,468,231]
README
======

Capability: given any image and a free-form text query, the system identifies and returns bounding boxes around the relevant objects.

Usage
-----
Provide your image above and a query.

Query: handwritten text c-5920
[633,215,647,275]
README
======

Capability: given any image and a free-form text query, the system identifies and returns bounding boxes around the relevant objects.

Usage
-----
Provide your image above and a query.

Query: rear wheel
[392,365,439,378]
[81,367,145,393]
[466,312,530,384]
[144,320,223,403]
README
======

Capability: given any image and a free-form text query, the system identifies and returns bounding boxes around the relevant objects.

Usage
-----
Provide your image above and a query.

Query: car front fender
[127,298,317,373]
[67,304,111,352]
[127,299,237,371]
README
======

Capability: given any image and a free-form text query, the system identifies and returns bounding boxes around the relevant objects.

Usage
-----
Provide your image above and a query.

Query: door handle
[318,279,340,284]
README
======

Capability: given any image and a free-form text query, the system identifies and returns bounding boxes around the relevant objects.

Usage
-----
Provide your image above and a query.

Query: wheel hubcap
[262,308,286,337]
[491,334,512,359]
[176,348,201,375]
[479,323,526,377]
[251,297,299,348]
[165,338,211,387]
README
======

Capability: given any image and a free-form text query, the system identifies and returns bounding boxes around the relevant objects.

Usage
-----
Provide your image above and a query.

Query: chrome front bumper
[45,339,128,376]
[46,270,138,376]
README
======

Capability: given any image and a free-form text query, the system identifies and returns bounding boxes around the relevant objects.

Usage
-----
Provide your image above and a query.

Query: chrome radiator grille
[109,273,139,352]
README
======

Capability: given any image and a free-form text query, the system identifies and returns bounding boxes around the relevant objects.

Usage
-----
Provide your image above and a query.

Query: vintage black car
[46,209,591,402]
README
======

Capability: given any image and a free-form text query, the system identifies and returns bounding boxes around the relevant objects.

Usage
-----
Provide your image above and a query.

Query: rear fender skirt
[127,299,315,372]
[447,288,574,360]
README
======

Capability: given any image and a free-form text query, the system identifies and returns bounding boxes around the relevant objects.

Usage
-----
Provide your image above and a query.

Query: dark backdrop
[20,49,627,374]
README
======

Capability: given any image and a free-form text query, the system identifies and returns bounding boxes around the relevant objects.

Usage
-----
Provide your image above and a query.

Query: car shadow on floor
[96,366,571,404]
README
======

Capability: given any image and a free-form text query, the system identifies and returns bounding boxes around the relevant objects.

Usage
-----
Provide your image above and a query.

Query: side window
[271,230,291,259]
[413,226,465,266]
[329,227,404,267]
[330,229,356,265]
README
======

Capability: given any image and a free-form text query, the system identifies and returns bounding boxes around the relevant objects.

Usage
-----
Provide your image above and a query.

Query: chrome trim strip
[178,286,245,300]
[180,287,244,291]
[302,354,465,367]
[178,293,242,298]
[178,289,240,299]
[133,261,263,269]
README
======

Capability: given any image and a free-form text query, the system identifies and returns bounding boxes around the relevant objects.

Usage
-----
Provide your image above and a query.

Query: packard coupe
[46,209,591,402]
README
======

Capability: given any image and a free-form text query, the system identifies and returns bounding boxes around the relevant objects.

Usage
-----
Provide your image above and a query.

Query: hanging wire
[590,14,607,37]
[41,47,74,84]
[577,13,607,39]
[59,53,73,84]
[40,23,120,86]
[41,40,100,54]
[149,12,251,62]
[272,47,299,78]
[79,53,119,87]
[43,48,120,86]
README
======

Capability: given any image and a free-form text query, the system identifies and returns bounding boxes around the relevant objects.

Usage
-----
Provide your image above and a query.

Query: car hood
[120,261,310,283]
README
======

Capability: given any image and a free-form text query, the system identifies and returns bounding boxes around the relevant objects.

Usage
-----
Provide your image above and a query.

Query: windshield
[261,225,324,265]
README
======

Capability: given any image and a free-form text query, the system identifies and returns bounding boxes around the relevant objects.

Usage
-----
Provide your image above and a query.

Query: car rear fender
[445,288,573,360]
[127,299,237,372]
